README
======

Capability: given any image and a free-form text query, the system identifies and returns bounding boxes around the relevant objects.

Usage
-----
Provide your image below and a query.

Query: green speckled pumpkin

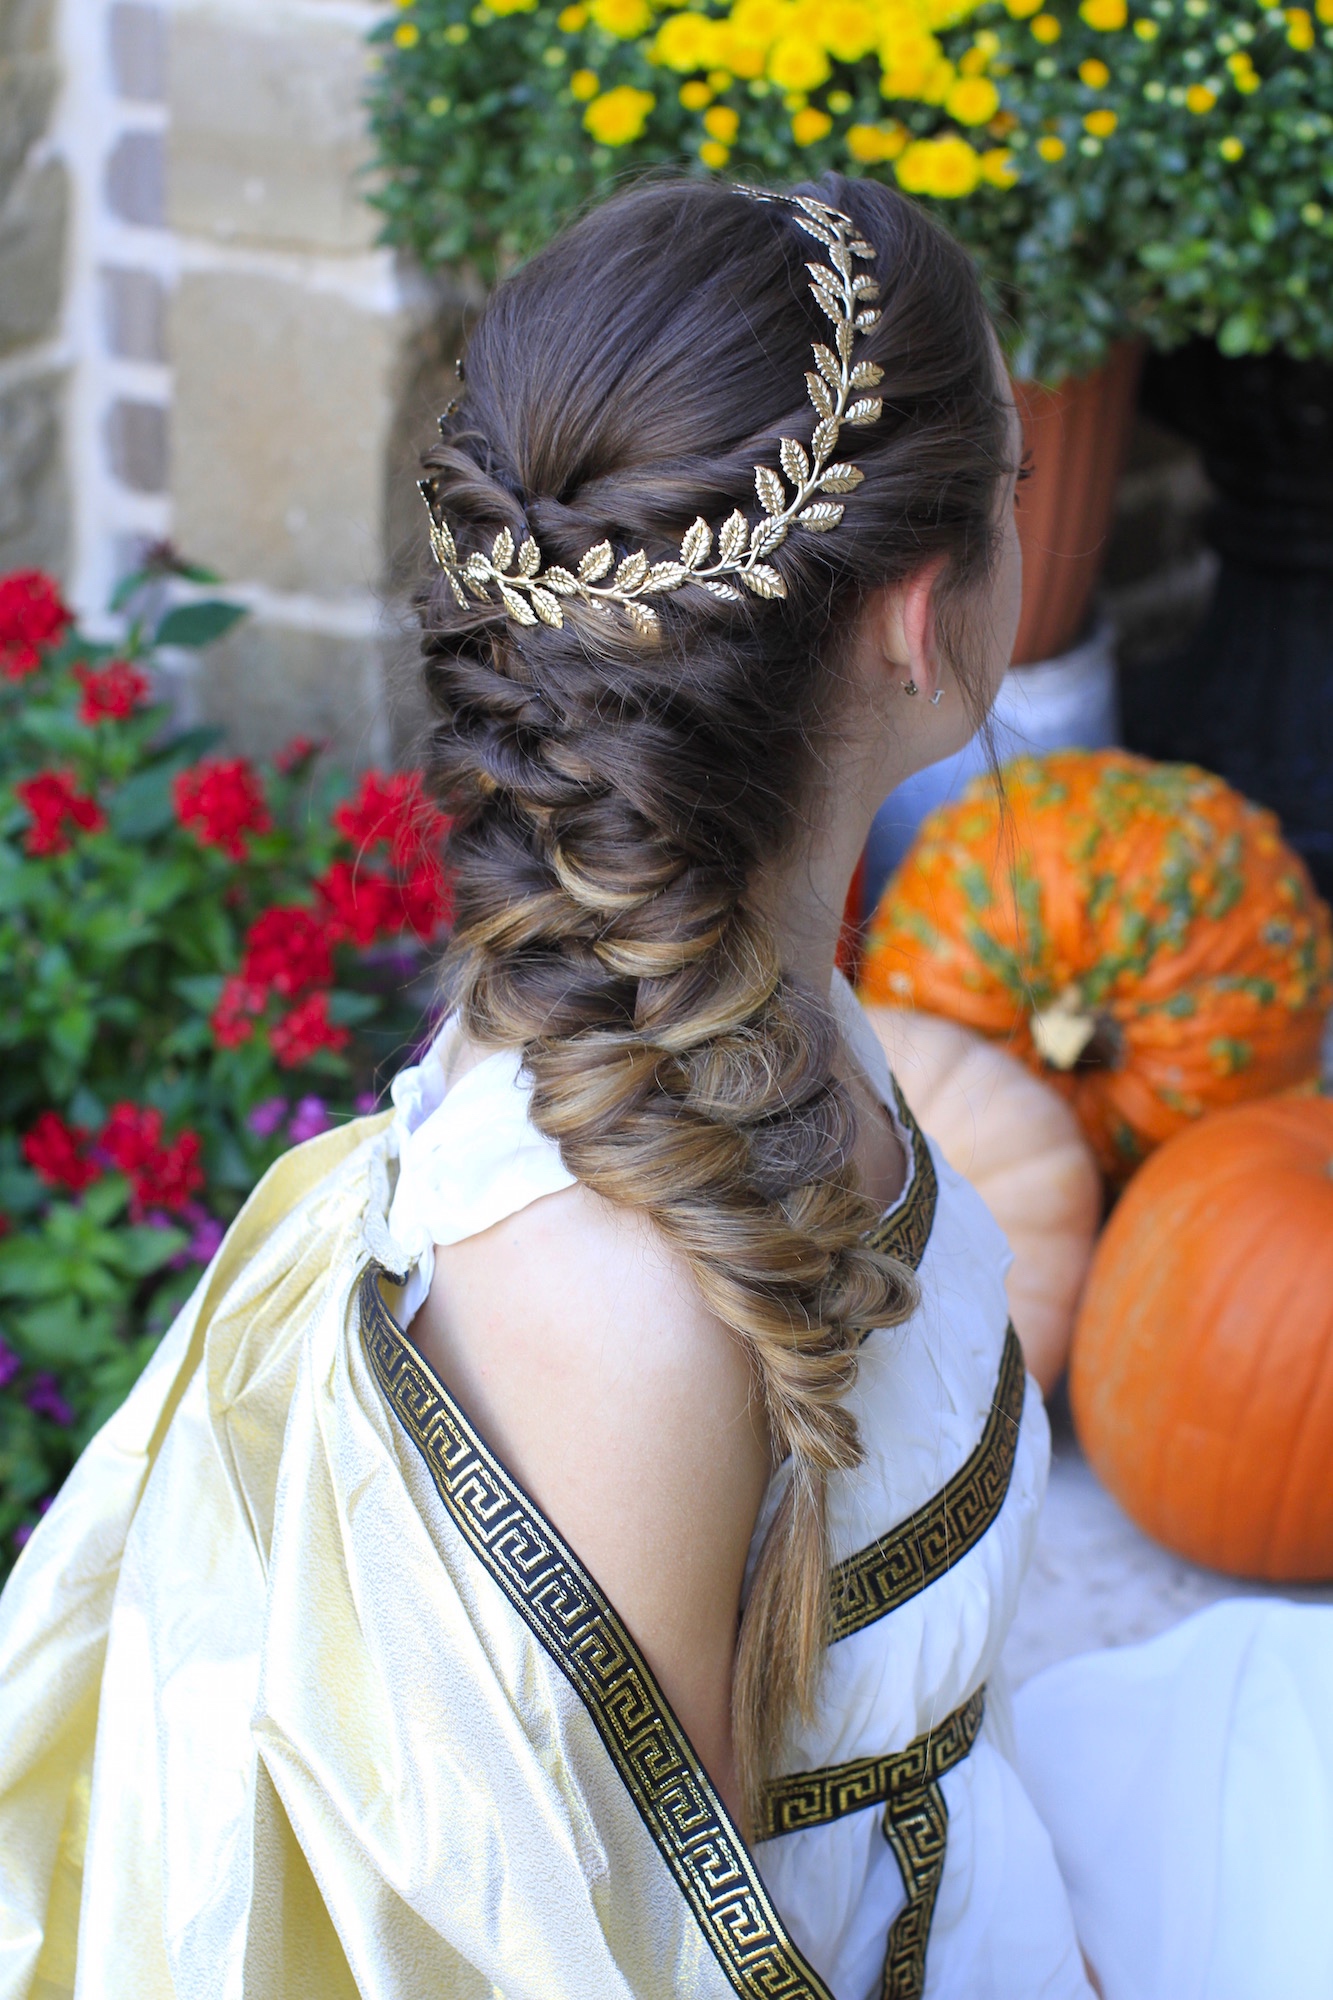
[859,751,1333,1180]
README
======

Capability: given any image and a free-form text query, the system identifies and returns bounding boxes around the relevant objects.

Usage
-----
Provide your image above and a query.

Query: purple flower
[0,1337,20,1391]
[13,1522,33,1550]
[186,1213,225,1264]
[26,1372,73,1427]
[287,1095,330,1144]
[353,1091,379,1116]
[246,1095,288,1138]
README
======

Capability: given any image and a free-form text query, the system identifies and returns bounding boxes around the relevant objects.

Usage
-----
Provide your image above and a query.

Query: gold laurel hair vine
[419,190,885,636]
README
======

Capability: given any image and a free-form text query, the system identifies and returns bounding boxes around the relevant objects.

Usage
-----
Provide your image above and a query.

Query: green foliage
[365,0,1333,379]
[0,570,444,1570]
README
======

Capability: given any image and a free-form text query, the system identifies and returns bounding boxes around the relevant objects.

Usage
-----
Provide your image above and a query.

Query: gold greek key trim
[829,1323,1026,1645]
[754,1686,985,1841]
[757,1689,985,2000]
[865,1084,937,1275]
[359,1268,834,2000]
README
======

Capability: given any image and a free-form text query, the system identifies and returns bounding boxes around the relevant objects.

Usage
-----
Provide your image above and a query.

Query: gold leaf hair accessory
[420,190,884,636]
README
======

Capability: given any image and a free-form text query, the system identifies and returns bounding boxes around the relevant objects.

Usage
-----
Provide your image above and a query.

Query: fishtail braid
[415,175,1010,1825]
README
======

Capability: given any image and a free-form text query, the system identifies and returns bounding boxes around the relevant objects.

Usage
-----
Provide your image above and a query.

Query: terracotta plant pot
[1011,344,1143,666]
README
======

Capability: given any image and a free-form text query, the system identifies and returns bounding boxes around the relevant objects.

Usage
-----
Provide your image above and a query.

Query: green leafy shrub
[366,0,1333,379]
[0,566,447,1567]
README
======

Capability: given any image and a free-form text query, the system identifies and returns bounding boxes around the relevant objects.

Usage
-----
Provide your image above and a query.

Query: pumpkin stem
[1031,987,1098,1071]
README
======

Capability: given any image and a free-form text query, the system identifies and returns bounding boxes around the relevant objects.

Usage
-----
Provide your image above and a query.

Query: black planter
[1120,340,1333,899]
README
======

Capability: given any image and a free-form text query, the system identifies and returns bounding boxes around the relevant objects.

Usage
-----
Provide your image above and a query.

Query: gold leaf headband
[419,190,884,636]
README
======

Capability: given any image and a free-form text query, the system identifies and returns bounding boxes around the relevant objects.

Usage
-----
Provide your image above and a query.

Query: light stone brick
[194,616,389,767]
[0,156,66,353]
[170,270,405,597]
[106,396,168,492]
[108,1,164,103]
[168,11,378,253]
[0,0,54,58]
[100,263,166,361]
[0,54,57,207]
[104,128,164,226]
[0,370,68,574]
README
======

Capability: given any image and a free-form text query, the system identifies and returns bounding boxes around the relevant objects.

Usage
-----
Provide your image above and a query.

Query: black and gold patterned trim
[757,1687,986,2000]
[829,1323,1026,1645]
[360,1267,834,2000]
[865,1082,938,1275]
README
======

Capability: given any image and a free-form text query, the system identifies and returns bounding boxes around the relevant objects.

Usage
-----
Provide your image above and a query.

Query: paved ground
[1003,1389,1333,1687]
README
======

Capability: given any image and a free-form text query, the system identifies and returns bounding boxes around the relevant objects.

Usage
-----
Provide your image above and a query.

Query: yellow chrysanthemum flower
[1316,0,1333,24]
[1083,106,1117,133]
[571,67,601,98]
[980,145,1018,184]
[1036,132,1066,159]
[827,88,854,111]
[792,105,834,141]
[845,119,908,161]
[768,34,831,89]
[700,138,730,166]
[731,0,789,42]
[1080,0,1127,27]
[1079,57,1111,85]
[488,0,537,14]
[392,20,420,45]
[590,0,652,37]
[1133,15,1159,34]
[583,83,655,142]
[1235,67,1261,91]
[1185,82,1217,111]
[896,133,982,195]
[946,75,999,122]
[680,79,712,107]
[1030,13,1061,41]
[1005,0,1042,16]
[1219,134,1244,158]
[703,103,740,140]
[557,3,588,26]
[1286,7,1315,47]
[823,0,881,61]
[1226,50,1254,73]
[651,12,719,71]
[708,68,734,90]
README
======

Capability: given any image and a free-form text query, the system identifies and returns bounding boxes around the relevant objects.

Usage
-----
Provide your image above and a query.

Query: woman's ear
[867,555,950,700]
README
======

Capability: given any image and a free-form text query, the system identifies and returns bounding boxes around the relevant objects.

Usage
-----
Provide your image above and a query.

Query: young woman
[2,176,1331,2000]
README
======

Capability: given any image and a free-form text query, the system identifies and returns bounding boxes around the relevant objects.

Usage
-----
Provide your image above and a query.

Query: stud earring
[901,678,919,697]
[930,689,944,705]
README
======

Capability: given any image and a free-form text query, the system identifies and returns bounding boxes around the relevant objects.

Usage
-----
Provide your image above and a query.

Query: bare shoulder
[411,1180,771,1809]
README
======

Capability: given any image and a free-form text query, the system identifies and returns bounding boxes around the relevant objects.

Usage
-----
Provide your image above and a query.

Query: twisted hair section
[414,175,1010,1827]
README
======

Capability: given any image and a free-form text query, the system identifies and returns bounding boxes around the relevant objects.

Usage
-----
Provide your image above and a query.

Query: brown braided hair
[414,175,1012,1827]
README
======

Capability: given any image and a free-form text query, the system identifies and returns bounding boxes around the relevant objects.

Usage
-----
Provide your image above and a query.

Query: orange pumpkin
[859,750,1332,1180]
[865,1006,1101,1391]
[1070,1096,1333,1578]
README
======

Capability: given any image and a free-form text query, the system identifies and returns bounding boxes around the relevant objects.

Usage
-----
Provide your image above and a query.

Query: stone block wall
[0,0,68,576]
[14,0,470,769]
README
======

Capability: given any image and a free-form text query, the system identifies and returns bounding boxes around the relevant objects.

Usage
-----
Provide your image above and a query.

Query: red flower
[22,1112,101,1192]
[275,735,323,774]
[0,571,71,680]
[396,859,454,940]
[210,974,267,1048]
[240,906,333,997]
[270,991,349,1069]
[315,859,399,947]
[334,770,449,870]
[75,659,151,723]
[101,1102,204,1213]
[15,770,106,856]
[173,758,271,860]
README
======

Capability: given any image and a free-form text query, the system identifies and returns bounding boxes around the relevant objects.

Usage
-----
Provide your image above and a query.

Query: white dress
[385,975,1333,2000]
[388,978,1092,2000]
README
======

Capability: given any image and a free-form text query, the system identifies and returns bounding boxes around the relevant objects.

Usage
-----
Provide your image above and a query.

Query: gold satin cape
[0,1119,831,2000]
